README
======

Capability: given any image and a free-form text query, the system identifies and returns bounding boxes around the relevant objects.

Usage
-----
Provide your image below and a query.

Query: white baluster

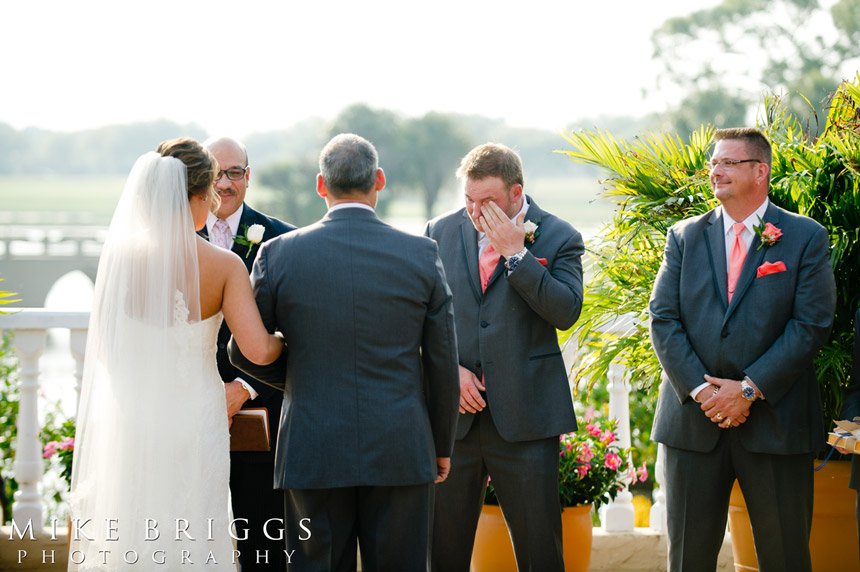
[11,328,46,535]
[69,328,87,410]
[650,443,668,533]
[600,362,635,532]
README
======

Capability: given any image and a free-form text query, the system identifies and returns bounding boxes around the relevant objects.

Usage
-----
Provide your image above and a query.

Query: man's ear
[510,183,524,202]
[316,173,328,198]
[374,168,386,192]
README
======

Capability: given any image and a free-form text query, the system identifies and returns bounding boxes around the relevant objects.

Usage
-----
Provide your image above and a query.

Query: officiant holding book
[200,136,295,570]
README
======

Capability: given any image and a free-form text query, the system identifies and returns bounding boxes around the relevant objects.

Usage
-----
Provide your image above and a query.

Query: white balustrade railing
[1,308,668,538]
[0,309,88,534]
[562,312,667,533]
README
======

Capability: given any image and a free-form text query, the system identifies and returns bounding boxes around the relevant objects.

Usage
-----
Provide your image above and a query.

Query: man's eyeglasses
[706,158,761,170]
[215,166,249,181]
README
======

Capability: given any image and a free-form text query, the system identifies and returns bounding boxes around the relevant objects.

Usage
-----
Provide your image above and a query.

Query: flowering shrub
[43,426,75,487]
[558,414,646,509]
[484,411,646,509]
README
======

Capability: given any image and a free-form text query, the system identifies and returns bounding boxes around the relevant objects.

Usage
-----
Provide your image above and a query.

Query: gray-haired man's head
[318,134,379,197]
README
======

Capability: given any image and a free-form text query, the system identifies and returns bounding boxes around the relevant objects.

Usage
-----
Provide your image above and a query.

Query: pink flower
[637,462,649,482]
[577,442,595,464]
[583,406,596,423]
[576,464,590,478]
[587,424,602,438]
[600,430,616,444]
[604,452,622,471]
[754,220,783,249]
[42,441,57,459]
[58,437,75,451]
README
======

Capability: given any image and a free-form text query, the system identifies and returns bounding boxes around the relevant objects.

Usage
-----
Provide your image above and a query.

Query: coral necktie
[727,222,747,303]
[212,219,232,250]
[479,244,501,293]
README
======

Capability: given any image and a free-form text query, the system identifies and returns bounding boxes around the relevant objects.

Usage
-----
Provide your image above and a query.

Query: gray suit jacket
[425,198,584,442]
[229,207,460,489]
[650,201,836,454]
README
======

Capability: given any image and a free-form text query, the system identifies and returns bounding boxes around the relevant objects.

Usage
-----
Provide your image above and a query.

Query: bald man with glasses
[200,136,295,570]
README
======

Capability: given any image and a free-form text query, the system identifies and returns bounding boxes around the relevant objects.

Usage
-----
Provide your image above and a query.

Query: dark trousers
[431,407,563,572]
[664,430,813,572]
[284,483,432,572]
[230,453,286,570]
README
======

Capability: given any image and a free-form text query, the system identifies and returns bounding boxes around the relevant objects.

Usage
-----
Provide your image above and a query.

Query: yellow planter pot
[471,503,593,572]
[728,460,859,571]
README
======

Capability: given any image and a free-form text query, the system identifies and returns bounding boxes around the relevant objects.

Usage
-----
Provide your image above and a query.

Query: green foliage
[0,280,20,310]
[0,332,19,523]
[257,158,329,226]
[651,0,860,136]
[559,74,860,456]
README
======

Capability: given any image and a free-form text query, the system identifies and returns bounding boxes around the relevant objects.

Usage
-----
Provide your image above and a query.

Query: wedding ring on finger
[715,413,723,421]
[726,418,733,427]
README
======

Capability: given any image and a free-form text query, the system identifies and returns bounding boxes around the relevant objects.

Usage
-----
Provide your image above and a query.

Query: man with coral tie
[650,127,836,571]
[426,143,584,572]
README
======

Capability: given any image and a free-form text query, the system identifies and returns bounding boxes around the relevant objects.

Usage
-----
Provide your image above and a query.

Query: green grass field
[0,174,614,235]
[0,175,127,224]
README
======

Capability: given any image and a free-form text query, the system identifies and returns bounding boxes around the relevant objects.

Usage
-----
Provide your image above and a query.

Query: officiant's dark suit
[650,128,835,571]
[426,143,583,572]
[199,136,294,570]
[230,134,460,572]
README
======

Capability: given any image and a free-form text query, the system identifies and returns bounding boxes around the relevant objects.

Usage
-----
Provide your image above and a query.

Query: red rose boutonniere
[753,219,782,250]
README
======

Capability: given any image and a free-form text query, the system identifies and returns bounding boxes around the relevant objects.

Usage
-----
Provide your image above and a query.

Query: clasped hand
[698,375,752,429]
[479,201,526,258]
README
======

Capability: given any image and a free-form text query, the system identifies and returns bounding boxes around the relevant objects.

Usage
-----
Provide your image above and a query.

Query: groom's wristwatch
[740,376,757,402]
[504,247,529,272]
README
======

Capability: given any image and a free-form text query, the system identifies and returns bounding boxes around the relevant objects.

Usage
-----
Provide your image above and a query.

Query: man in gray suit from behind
[426,143,584,571]
[650,128,836,571]
[229,133,460,572]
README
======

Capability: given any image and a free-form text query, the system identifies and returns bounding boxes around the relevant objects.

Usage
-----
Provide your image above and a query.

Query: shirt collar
[722,198,769,237]
[328,202,375,213]
[207,204,244,236]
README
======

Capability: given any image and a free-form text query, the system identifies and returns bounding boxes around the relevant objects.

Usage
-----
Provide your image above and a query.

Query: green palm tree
[559,74,860,454]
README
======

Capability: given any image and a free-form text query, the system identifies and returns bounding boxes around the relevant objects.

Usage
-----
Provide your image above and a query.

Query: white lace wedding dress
[70,307,236,571]
[69,152,237,571]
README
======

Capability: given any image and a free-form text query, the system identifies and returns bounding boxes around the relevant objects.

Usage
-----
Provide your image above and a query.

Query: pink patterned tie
[727,222,747,302]
[212,219,232,250]
[479,244,500,293]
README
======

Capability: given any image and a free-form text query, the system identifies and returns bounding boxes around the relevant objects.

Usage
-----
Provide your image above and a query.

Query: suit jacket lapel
[232,204,254,258]
[459,213,482,303]
[704,209,729,310]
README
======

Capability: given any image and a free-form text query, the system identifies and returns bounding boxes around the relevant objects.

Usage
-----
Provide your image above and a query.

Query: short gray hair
[319,133,378,195]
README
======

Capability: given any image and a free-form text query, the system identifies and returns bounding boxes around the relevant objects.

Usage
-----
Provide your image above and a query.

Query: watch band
[504,247,529,271]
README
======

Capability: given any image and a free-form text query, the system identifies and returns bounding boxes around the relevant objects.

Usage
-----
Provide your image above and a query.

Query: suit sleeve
[649,227,710,403]
[421,247,460,458]
[743,227,835,404]
[505,227,585,330]
[228,243,288,390]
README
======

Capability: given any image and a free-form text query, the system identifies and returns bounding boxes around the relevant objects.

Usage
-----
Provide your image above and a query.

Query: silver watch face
[741,382,756,400]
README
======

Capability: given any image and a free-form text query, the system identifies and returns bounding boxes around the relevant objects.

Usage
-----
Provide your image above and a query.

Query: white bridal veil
[69,152,214,568]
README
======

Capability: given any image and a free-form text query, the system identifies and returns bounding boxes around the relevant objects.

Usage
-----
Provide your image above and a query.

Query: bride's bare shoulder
[197,236,245,278]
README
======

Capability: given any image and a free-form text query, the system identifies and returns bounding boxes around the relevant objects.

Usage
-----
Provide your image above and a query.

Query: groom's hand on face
[225,380,251,424]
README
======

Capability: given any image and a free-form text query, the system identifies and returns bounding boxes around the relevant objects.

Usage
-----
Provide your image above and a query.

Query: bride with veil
[69,138,283,571]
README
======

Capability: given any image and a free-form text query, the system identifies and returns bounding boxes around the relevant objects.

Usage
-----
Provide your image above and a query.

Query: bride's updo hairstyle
[156,137,220,210]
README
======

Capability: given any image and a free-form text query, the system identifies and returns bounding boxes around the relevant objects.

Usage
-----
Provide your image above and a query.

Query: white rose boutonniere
[233,223,266,258]
[523,220,539,244]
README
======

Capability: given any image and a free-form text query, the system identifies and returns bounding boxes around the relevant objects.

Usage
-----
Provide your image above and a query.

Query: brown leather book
[230,408,271,452]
